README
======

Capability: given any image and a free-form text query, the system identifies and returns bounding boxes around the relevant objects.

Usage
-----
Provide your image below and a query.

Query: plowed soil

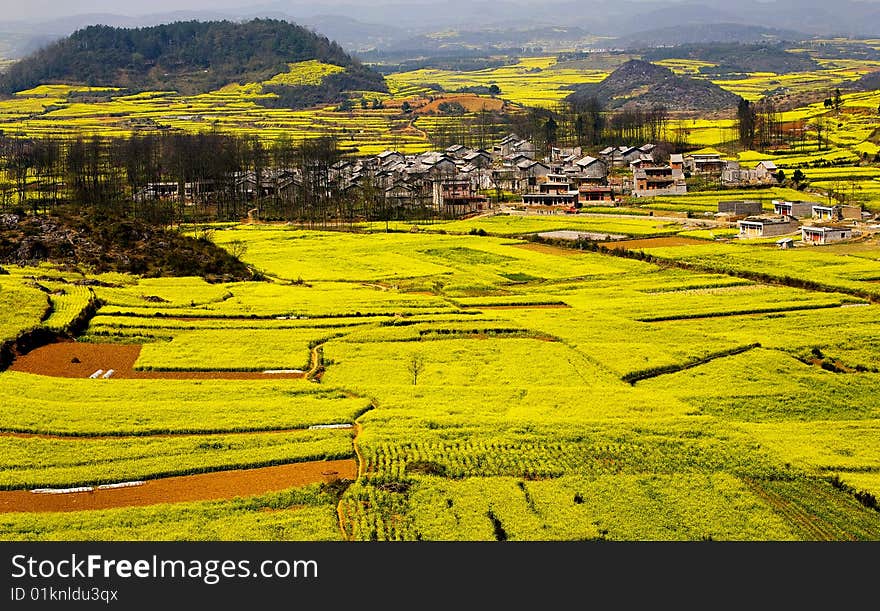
[415,94,504,114]
[0,459,357,513]
[9,342,305,379]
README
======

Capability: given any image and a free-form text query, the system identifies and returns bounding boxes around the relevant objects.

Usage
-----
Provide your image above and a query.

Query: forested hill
[0,19,388,102]
[566,60,740,112]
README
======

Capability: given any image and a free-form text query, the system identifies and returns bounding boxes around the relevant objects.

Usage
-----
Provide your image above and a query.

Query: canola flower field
[4,50,880,161]
[2,219,880,540]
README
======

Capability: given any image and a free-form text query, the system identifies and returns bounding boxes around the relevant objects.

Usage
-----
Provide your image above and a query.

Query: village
[243,132,873,247]
[128,128,877,248]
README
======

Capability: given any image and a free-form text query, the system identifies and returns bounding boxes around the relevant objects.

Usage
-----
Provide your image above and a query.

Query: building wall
[802,228,851,244]
[719,201,762,216]
[774,201,815,218]
[760,222,799,237]
[739,221,798,237]
[633,185,687,197]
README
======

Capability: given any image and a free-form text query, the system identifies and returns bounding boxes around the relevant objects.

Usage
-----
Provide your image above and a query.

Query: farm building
[809,204,863,221]
[811,205,838,221]
[521,192,579,208]
[632,165,687,197]
[516,160,552,191]
[433,179,487,216]
[378,150,405,167]
[721,161,778,186]
[629,155,657,170]
[385,182,422,211]
[773,200,818,219]
[754,160,778,180]
[801,225,853,245]
[578,186,614,203]
[494,134,536,160]
[669,154,684,171]
[574,156,608,180]
[686,152,725,175]
[600,144,653,167]
[718,200,763,217]
[618,146,646,166]
[539,177,573,195]
[841,205,863,220]
[463,150,492,168]
[737,215,800,238]
[550,146,582,162]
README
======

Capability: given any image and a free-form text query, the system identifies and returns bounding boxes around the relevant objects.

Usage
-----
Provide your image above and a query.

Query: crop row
[0,429,353,489]
[0,373,369,435]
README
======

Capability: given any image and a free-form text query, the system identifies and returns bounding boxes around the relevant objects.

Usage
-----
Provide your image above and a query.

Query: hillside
[0,19,387,105]
[566,59,740,111]
[0,212,252,281]
[853,70,880,92]
[643,43,820,76]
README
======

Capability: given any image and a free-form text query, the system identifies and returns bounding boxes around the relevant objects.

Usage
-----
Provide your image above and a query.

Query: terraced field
[2,220,880,540]
[2,50,880,163]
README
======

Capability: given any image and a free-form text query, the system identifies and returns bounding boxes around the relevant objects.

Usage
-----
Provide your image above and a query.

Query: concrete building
[801,225,853,245]
[773,200,817,219]
[718,200,763,217]
[737,215,800,238]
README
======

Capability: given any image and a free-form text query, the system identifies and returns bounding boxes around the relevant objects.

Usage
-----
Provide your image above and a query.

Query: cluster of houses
[134,134,865,234]
[726,199,863,246]
[330,135,617,215]
[135,135,697,216]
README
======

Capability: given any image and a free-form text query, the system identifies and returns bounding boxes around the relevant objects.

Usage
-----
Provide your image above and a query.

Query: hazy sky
[0,1,275,21]
[0,0,699,21]
[3,0,880,23]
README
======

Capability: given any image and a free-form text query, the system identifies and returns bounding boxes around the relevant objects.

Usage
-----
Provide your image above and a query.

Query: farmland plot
[2,226,880,541]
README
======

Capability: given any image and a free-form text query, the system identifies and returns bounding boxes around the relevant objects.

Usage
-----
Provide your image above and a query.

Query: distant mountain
[0,19,387,103]
[643,43,820,75]
[615,23,808,47]
[384,26,596,53]
[301,15,406,52]
[566,59,741,111]
[3,0,880,64]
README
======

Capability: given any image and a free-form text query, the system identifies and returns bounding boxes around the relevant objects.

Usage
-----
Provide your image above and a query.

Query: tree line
[735,94,842,153]
[0,132,408,227]
[429,97,691,154]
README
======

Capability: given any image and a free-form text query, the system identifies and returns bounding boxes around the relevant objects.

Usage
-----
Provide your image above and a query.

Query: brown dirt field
[9,342,305,380]
[604,236,708,250]
[0,459,357,513]
[511,243,582,257]
[416,94,504,115]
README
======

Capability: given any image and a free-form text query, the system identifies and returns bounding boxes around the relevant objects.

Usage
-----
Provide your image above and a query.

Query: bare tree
[407,353,426,385]
[227,239,248,259]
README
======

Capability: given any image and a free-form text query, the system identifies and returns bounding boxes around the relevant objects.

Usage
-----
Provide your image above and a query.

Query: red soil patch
[0,459,357,513]
[603,236,708,250]
[415,94,504,115]
[9,342,305,380]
